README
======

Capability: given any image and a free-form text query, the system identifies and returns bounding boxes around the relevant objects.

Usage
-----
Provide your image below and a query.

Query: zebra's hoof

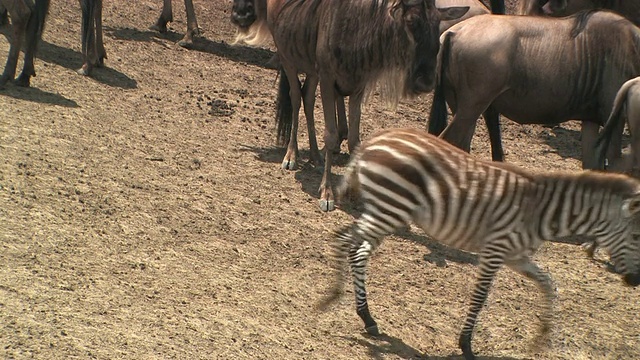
[364,324,379,336]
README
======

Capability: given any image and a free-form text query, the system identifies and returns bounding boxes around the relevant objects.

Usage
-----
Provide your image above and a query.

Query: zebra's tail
[316,225,353,312]
[594,80,632,170]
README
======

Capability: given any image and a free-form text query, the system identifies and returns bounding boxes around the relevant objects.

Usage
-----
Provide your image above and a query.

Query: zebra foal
[318,128,640,360]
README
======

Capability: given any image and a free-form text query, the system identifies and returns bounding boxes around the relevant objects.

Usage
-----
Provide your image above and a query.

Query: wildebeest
[518,0,640,25]
[0,0,50,88]
[232,0,469,211]
[595,77,640,175]
[150,0,200,46]
[428,10,640,169]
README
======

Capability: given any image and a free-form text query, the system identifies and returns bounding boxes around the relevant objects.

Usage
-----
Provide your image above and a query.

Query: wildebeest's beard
[231,0,257,28]
[404,2,439,95]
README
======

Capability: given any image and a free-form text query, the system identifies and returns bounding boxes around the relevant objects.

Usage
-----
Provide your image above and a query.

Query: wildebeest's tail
[489,0,505,14]
[33,0,51,37]
[428,31,453,136]
[594,80,632,170]
[276,67,293,147]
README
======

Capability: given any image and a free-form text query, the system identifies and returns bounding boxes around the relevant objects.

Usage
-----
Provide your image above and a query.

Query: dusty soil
[1,1,639,359]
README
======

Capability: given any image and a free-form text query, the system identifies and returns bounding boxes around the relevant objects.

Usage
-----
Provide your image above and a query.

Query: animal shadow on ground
[104,26,277,69]
[340,333,530,360]
[239,143,353,199]
[0,84,78,107]
[539,124,631,162]
[0,27,137,89]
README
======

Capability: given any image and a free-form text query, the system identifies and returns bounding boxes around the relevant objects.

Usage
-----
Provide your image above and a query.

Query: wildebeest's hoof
[178,38,193,48]
[281,157,298,171]
[149,23,168,34]
[364,324,379,336]
[14,76,31,88]
[77,64,92,76]
[318,198,335,212]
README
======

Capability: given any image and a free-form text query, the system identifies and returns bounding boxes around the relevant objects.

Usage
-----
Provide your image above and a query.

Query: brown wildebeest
[233,0,490,177]
[0,0,50,88]
[150,0,200,46]
[518,0,640,25]
[232,0,469,211]
[428,10,640,170]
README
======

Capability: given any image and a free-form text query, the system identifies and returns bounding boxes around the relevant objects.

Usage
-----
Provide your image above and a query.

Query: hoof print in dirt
[208,99,235,117]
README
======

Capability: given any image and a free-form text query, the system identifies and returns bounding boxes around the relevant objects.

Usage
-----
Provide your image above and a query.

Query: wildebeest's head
[401,0,468,94]
[231,0,259,29]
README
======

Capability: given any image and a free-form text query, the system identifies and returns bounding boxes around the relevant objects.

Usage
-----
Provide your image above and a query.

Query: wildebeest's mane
[335,0,424,107]
[569,9,600,37]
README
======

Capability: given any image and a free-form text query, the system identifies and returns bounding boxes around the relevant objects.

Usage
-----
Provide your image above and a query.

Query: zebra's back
[341,127,536,253]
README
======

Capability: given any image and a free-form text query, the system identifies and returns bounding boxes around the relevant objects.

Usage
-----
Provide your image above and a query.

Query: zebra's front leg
[505,256,556,350]
[459,249,505,360]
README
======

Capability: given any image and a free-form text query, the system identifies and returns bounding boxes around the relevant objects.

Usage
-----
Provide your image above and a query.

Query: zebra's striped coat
[319,128,640,360]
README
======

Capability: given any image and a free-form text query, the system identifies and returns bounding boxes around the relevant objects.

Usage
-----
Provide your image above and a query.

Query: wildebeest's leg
[177,0,200,47]
[489,0,505,14]
[78,0,97,76]
[628,93,640,173]
[440,110,483,154]
[0,4,7,27]
[459,249,505,360]
[302,75,323,166]
[0,3,30,88]
[318,77,340,211]
[347,92,364,153]
[94,0,106,67]
[151,0,173,33]
[280,62,303,170]
[581,121,600,169]
[483,105,505,161]
[337,97,348,146]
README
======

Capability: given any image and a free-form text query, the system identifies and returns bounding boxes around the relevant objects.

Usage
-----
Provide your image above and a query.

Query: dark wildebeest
[150,0,200,46]
[518,0,640,25]
[232,0,469,211]
[428,11,640,170]
[0,0,50,88]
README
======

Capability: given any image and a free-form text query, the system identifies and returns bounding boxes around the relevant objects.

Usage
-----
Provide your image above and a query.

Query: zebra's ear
[622,194,640,218]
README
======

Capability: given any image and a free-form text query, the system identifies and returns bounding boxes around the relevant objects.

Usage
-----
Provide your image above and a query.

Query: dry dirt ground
[1,1,639,359]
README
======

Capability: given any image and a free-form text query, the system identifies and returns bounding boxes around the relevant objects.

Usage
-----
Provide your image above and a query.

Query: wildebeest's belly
[491,90,595,125]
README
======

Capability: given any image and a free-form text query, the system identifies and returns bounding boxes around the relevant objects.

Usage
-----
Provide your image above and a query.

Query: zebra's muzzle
[623,272,640,287]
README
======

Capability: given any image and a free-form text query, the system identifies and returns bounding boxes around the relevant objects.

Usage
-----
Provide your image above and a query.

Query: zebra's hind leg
[505,256,556,350]
[459,246,506,360]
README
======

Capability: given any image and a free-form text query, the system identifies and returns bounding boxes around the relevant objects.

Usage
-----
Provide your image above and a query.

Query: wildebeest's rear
[429,11,640,169]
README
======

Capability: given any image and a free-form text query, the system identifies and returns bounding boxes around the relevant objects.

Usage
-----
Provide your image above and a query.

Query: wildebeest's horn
[402,0,423,6]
